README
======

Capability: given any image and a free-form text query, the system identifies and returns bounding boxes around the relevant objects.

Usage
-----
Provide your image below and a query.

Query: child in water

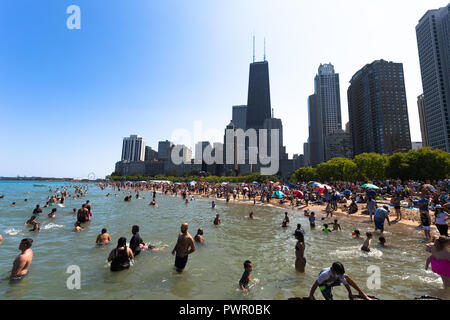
[309,212,316,229]
[322,224,331,233]
[352,230,361,239]
[239,260,253,293]
[378,237,387,247]
[332,219,341,231]
[361,232,373,252]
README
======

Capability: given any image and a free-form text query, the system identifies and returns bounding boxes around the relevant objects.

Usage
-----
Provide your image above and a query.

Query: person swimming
[47,208,57,218]
[322,224,331,233]
[214,214,221,225]
[194,228,204,243]
[249,212,254,219]
[352,230,361,239]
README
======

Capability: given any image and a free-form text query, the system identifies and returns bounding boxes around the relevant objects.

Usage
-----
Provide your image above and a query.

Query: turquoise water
[0,180,448,300]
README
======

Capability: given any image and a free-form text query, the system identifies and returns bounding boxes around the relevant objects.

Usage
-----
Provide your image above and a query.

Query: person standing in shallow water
[295,231,306,273]
[172,223,196,272]
[108,237,134,272]
[10,238,34,280]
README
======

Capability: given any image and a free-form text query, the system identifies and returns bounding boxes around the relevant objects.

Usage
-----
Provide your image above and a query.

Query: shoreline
[152,189,433,234]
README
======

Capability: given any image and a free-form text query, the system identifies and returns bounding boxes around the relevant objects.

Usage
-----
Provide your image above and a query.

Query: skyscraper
[121,135,146,162]
[416,4,450,152]
[417,94,429,147]
[315,64,342,137]
[307,63,342,164]
[246,61,272,129]
[348,60,412,156]
[157,140,174,161]
[308,94,324,167]
[232,105,247,130]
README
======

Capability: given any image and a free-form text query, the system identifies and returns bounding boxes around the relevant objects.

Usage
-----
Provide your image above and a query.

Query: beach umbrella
[267,181,274,184]
[174,182,182,185]
[360,183,380,190]
[294,190,303,197]
[282,186,289,191]
[272,190,285,199]
[308,181,321,186]
[243,187,249,191]
[189,181,196,185]
[252,181,259,184]
[343,190,352,196]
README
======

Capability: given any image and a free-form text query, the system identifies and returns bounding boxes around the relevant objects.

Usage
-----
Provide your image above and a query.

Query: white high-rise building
[121,135,146,162]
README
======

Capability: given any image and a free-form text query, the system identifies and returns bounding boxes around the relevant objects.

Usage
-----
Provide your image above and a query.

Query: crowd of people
[0,178,449,299]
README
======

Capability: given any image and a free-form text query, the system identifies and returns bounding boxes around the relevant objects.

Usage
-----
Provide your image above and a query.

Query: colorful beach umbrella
[272,190,285,199]
[360,183,380,190]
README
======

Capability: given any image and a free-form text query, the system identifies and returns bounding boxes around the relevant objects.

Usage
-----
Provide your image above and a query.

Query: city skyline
[1,0,446,178]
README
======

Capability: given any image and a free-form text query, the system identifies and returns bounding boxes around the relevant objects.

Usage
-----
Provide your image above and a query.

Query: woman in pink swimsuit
[426,237,450,288]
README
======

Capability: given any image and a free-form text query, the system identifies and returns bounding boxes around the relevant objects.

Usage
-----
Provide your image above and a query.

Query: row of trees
[290,147,450,183]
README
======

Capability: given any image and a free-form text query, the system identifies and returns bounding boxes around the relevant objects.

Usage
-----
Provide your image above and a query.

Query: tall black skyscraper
[246,61,272,129]
[348,60,411,156]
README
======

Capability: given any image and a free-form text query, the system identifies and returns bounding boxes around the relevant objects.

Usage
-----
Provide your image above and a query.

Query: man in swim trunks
[10,238,33,280]
[308,262,371,300]
[172,223,196,272]
[96,228,111,245]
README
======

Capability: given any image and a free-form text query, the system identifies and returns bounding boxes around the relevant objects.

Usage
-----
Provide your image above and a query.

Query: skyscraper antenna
[264,37,266,61]
[272,108,274,118]
[253,33,255,63]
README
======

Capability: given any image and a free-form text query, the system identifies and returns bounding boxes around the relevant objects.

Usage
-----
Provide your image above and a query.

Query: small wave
[42,223,64,230]
[4,228,22,236]
[418,276,442,285]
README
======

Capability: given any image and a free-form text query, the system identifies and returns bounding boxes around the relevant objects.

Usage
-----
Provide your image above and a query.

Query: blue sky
[0,0,447,178]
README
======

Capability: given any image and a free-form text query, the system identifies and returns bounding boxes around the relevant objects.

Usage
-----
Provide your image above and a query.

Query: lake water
[0,180,448,300]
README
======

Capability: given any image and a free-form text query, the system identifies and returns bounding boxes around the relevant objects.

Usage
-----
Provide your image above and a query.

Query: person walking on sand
[374,205,391,234]
[172,223,196,272]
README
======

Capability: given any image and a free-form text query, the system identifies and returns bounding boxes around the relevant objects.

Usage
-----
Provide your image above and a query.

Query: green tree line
[290,147,450,183]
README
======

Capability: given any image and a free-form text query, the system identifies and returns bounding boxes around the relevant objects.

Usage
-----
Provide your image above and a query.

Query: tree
[353,153,388,181]
[293,168,318,183]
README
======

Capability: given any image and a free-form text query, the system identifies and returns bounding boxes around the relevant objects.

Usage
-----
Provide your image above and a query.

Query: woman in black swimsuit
[295,231,306,273]
[108,237,134,272]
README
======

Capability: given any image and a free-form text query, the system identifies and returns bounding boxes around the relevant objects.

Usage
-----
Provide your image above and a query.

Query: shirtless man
[172,223,196,272]
[194,228,205,243]
[10,238,34,280]
[96,228,111,245]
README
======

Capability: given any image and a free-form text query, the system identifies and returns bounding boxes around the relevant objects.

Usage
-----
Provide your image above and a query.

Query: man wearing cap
[374,205,391,233]
[308,262,371,300]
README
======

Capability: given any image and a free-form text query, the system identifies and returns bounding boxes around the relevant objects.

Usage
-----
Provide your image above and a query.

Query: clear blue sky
[0,0,447,178]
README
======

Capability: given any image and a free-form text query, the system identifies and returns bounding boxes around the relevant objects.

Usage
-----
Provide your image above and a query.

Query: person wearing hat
[434,205,449,237]
[373,205,391,234]
[308,262,371,300]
